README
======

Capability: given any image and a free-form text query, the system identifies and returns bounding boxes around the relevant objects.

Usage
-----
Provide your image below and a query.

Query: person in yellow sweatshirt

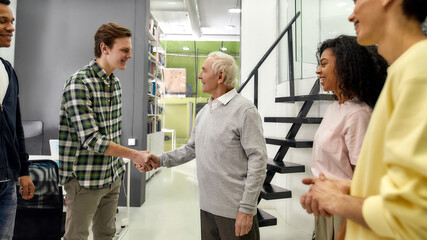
[300,0,427,239]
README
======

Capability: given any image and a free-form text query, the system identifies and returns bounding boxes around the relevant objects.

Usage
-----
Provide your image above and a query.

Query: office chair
[22,120,44,155]
[13,160,65,240]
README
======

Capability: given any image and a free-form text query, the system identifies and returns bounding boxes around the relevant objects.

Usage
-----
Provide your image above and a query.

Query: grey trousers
[63,177,121,240]
[315,214,345,240]
[201,210,260,240]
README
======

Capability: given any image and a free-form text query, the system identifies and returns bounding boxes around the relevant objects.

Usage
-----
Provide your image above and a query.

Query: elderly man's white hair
[207,51,238,88]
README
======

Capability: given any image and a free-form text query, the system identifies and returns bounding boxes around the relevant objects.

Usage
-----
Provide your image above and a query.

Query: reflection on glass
[277,0,302,84]
[277,0,357,86]
[320,0,355,41]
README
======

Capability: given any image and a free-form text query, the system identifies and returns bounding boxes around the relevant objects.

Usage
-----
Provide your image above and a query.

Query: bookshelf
[147,13,165,180]
[147,13,165,135]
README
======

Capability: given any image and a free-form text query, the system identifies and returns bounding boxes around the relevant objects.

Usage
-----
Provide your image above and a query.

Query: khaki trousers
[63,177,121,240]
[201,210,260,240]
[315,214,345,240]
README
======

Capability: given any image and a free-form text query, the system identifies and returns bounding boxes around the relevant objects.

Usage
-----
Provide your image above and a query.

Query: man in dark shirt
[0,0,35,239]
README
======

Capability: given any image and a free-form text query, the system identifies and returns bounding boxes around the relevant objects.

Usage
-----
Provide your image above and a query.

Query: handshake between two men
[130,151,161,172]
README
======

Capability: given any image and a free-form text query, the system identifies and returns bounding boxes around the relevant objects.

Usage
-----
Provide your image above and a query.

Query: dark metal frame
[272,81,320,162]
[234,12,335,227]
[237,12,301,108]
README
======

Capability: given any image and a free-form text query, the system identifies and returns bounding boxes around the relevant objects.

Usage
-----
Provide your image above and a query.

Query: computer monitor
[49,139,59,161]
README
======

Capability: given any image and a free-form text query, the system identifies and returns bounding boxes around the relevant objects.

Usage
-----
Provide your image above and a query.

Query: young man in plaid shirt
[59,22,155,240]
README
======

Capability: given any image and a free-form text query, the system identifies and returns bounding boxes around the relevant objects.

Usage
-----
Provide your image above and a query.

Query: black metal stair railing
[235,11,336,227]
[237,11,301,108]
[235,11,302,227]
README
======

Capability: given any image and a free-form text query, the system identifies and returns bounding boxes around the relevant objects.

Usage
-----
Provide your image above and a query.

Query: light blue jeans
[0,180,17,240]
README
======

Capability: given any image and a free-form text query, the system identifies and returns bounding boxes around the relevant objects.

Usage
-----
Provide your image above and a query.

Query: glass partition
[278,0,356,85]
[320,1,355,41]
[277,0,304,84]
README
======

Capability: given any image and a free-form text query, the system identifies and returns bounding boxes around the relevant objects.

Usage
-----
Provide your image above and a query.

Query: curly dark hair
[316,35,389,109]
[402,0,427,23]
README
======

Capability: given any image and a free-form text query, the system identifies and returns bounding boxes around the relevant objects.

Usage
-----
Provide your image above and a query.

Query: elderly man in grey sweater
[141,51,267,240]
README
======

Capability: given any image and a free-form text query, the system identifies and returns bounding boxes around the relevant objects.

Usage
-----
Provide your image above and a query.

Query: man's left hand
[18,175,35,200]
[235,211,253,237]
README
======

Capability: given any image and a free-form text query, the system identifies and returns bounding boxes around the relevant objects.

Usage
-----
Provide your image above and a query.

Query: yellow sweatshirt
[347,40,427,240]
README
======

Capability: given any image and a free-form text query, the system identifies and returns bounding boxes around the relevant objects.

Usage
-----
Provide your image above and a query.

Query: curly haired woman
[311,35,388,240]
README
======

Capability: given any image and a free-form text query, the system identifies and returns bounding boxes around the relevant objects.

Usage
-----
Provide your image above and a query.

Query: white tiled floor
[113,161,310,240]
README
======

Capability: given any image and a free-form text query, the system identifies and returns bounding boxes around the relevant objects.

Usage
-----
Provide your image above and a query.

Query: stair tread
[265,137,313,141]
[276,94,334,102]
[265,137,313,147]
[260,184,292,200]
[267,159,305,174]
[264,117,322,124]
[257,209,277,227]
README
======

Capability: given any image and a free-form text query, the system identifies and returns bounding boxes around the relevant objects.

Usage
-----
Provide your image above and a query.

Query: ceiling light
[183,46,190,51]
[220,47,227,51]
[228,8,241,13]
[226,25,235,30]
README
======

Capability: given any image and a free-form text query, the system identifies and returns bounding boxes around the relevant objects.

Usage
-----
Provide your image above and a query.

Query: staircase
[257,80,333,227]
[237,11,335,227]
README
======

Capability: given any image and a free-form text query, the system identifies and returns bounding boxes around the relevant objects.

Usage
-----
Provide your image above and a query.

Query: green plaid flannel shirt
[59,59,125,189]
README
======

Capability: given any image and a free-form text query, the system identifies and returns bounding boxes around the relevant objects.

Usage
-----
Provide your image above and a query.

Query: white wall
[241,0,315,236]
[241,0,354,236]
[0,0,17,65]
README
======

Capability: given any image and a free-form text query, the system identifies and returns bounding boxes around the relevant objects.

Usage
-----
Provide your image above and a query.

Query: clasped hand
[130,150,160,172]
[300,173,350,217]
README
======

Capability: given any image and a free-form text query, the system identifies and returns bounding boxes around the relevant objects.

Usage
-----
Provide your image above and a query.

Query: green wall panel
[162,40,240,98]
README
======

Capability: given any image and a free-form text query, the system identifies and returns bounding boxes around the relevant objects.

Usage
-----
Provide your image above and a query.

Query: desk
[29,155,55,161]
[29,155,131,240]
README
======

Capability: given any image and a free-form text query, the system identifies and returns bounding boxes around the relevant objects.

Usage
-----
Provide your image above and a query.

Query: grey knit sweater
[159,92,267,219]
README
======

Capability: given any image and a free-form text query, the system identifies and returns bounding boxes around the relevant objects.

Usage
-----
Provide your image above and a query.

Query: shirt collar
[90,59,116,85]
[209,88,237,106]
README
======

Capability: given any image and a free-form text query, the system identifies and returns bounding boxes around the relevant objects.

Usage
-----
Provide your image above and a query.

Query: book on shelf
[148,60,157,75]
[156,118,161,132]
[147,117,161,134]
[147,100,156,114]
[153,81,157,95]
[152,25,157,38]
[148,82,152,94]
[148,41,153,54]
[147,120,154,134]
[148,81,158,96]
[149,18,154,34]
[153,51,165,66]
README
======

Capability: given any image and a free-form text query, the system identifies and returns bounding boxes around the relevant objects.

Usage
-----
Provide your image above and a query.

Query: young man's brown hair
[94,22,132,58]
